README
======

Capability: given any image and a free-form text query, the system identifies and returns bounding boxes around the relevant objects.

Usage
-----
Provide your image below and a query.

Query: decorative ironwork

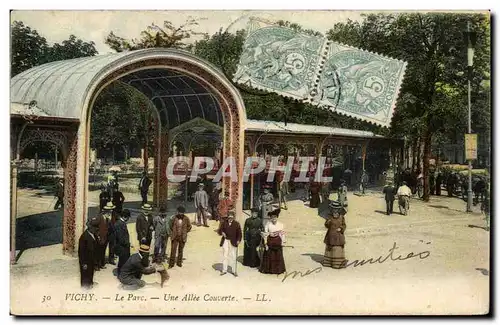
[63,131,78,254]
[19,128,69,157]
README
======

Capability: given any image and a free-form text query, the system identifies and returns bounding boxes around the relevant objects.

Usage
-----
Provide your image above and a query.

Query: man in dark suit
[112,186,125,214]
[138,172,152,206]
[99,185,110,211]
[95,205,110,270]
[168,206,192,268]
[218,211,242,277]
[382,181,397,215]
[136,204,154,246]
[78,216,99,288]
[114,209,131,275]
[118,244,160,290]
[54,178,64,210]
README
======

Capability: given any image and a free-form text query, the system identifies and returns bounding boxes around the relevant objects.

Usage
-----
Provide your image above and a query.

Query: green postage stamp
[233,20,328,101]
[235,19,407,127]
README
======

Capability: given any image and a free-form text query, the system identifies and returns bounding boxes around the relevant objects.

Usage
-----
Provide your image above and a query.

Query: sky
[10,10,367,53]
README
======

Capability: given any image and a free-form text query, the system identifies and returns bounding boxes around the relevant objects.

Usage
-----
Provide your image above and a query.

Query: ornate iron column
[63,131,78,255]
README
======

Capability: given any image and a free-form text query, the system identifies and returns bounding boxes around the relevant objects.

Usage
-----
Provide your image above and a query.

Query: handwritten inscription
[280,242,431,282]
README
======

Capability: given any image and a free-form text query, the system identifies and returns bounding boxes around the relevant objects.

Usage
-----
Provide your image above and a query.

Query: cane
[235,244,239,275]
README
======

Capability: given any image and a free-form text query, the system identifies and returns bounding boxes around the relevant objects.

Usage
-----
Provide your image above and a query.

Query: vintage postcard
[9,10,491,315]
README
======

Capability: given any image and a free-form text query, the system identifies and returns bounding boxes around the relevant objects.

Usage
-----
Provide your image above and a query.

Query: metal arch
[154,97,170,129]
[194,93,206,120]
[181,74,210,93]
[160,76,180,90]
[208,94,221,126]
[182,95,193,120]
[127,79,156,98]
[168,96,181,126]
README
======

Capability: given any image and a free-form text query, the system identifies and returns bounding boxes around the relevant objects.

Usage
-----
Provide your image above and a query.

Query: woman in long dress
[259,209,286,274]
[322,201,347,269]
[309,181,321,208]
[243,207,263,268]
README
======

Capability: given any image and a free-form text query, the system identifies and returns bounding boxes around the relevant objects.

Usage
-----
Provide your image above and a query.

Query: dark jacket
[114,219,130,256]
[383,185,396,201]
[244,217,263,241]
[324,216,346,247]
[170,214,192,243]
[56,182,64,198]
[97,214,109,245]
[136,212,153,242]
[118,253,156,284]
[139,176,152,192]
[112,191,125,211]
[218,220,242,247]
[78,229,97,268]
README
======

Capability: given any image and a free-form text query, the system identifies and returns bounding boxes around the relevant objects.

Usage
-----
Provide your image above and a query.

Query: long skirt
[322,245,345,269]
[259,236,286,274]
[310,193,320,208]
[243,236,261,268]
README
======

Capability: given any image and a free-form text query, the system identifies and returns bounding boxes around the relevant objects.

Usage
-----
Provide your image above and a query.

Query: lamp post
[464,21,477,213]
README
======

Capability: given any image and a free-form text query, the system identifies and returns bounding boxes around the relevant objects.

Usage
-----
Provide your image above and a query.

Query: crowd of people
[77,163,490,290]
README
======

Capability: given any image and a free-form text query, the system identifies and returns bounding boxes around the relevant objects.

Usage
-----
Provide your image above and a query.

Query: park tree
[327,13,491,201]
[11,21,48,77]
[11,21,98,77]
[104,17,207,52]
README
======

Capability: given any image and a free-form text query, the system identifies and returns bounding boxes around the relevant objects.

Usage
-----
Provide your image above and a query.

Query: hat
[268,208,281,217]
[177,205,186,213]
[89,216,100,227]
[227,211,236,218]
[329,200,346,212]
[250,207,260,214]
[141,203,153,211]
[159,207,166,214]
[103,201,115,210]
[263,184,272,189]
[198,183,205,188]
[139,244,150,254]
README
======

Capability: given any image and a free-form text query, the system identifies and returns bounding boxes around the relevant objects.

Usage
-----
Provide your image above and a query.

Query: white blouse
[263,221,286,242]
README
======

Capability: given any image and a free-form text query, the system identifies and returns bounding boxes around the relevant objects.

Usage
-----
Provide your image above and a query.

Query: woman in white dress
[259,209,286,274]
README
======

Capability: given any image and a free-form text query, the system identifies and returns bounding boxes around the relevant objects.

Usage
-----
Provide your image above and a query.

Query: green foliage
[105,17,208,52]
[11,21,97,77]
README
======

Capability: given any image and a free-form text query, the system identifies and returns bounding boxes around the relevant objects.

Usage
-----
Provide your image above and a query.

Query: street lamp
[464,21,477,213]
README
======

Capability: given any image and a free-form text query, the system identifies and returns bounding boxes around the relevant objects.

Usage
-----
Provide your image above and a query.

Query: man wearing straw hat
[194,183,209,227]
[168,206,192,269]
[118,244,160,290]
[95,202,114,270]
[136,203,154,246]
[218,211,242,277]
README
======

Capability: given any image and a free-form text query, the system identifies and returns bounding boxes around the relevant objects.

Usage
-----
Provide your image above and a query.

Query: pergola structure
[244,120,404,207]
[10,49,246,260]
[10,49,403,261]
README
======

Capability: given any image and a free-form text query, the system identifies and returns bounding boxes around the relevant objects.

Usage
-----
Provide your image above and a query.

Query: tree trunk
[416,137,422,171]
[143,136,149,173]
[411,138,418,171]
[112,146,115,164]
[422,128,432,202]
